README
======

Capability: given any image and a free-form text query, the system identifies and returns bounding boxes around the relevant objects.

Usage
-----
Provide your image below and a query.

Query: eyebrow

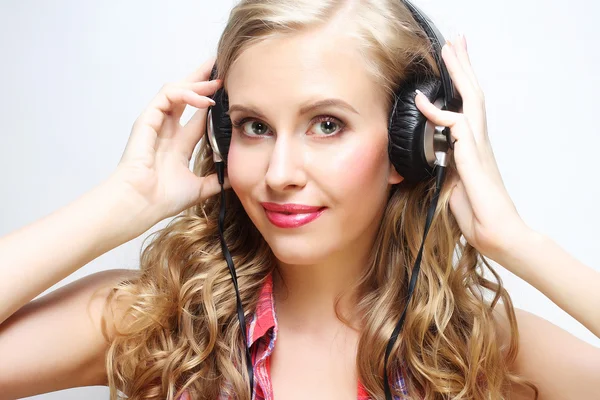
[227,98,360,119]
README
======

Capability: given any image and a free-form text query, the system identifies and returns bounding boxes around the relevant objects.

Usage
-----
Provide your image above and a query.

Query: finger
[442,43,483,118]
[185,56,217,83]
[415,89,472,135]
[444,38,497,172]
[443,41,488,147]
[449,35,482,93]
[187,79,223,95]
[441,43,476,100]
[142,84,216,137]
[179,106,208,160]
[174,80,223,157]
[156,84,216,114]
[415,90,494,211]
[452,35,489,138]
[177,390,190,400]
[415,89,479,167]
[168,80,222,128]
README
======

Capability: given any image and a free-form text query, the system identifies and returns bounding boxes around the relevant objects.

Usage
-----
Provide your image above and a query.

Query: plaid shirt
[180,273,409,399]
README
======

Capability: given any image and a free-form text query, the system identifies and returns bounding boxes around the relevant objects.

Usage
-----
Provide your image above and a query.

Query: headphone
[205,1,462,398]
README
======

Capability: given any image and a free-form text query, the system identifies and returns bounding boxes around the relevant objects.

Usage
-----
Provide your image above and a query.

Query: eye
[231,115,346,138]
[232,118,271,137]
[309,116,345,137]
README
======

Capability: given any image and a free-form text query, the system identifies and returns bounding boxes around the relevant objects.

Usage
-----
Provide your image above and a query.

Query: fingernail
[209,98,216,106]
[415,89,423,97]
[178,390,190,400]
[457,33,467,50]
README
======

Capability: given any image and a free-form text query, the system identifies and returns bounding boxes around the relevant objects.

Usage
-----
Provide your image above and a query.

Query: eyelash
[230,115,347,139]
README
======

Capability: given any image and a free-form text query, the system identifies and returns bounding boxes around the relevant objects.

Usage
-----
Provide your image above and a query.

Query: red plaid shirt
[180,273,409,399]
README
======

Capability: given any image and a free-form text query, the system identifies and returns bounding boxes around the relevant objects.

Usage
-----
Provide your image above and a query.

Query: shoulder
[92,268,141,341]
[40,268,141,342]
[492,304,600,400]
[0,268,140,397]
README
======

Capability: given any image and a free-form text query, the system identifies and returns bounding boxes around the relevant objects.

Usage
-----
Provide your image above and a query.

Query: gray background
[1,0,599,399]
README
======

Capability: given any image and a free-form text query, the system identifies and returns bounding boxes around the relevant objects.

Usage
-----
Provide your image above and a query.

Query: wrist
[94,174,160,247]
[493,223,546,277]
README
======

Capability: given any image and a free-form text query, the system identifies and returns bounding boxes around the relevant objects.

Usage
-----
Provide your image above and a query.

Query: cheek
[322,137,389,197]
[226,140,255,198]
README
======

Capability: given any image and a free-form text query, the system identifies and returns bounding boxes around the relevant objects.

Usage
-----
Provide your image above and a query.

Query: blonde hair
[104,1,539,399]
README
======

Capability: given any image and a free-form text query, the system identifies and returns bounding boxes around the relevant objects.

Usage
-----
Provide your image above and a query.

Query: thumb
[180,106,209,160]
[195,172,231,203]
[177,390,190,400]
[448,180,474,228]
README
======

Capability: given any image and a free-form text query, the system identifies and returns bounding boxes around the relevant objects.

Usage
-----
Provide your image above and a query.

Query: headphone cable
[383,164,446,400]
[215,155,446,400]
[215,161,255,397]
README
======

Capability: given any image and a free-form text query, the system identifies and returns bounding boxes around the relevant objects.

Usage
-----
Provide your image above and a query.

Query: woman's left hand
[414,34,529,265]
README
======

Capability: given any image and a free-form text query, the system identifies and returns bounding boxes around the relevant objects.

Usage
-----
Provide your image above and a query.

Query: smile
[260,202,327,228]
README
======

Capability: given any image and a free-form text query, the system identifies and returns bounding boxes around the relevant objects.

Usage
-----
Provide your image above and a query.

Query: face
[225,27,403,266]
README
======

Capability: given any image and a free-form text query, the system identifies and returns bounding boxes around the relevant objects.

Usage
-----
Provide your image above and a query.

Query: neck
[272,236,374,335]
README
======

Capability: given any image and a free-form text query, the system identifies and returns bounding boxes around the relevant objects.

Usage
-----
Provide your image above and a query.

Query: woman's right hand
[110,57,229,228]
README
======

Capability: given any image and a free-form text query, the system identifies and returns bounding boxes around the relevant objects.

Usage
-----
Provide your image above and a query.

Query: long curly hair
[103,1,539,399]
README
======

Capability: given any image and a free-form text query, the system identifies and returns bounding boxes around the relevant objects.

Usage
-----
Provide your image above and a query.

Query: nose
[264,134,306,192]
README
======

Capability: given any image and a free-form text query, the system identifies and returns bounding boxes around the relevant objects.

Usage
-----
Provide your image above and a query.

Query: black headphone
[205,1,462,398]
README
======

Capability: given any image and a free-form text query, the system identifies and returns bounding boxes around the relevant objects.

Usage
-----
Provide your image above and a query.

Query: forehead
[224,28,386,116]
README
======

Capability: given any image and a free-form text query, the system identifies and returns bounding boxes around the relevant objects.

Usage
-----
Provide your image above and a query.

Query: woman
[0,0,599,399]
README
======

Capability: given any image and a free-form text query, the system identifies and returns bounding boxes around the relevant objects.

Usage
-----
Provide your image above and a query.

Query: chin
[264,234,333,265]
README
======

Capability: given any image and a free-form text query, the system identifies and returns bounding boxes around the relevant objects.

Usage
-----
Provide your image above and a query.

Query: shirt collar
[246,272,277,348]
[242,272,409,399]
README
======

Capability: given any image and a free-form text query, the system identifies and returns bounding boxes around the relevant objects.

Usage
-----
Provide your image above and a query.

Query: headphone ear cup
[209,64,218,81]
[207,63,233,165]
[388,78,442,184]
[209,87,232,165]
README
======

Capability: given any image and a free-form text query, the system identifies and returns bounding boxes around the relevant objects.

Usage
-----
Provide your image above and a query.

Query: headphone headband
[206,0,462,176]
[205,2,463,398]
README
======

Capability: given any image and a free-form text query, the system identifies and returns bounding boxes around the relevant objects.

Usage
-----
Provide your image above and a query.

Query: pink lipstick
[260,202,326,228]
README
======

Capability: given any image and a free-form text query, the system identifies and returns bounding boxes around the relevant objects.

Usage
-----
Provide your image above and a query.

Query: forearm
[0,175,151,324]
[499,228,600,338]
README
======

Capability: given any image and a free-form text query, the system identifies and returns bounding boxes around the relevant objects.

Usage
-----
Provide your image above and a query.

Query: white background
[1,0,599,399]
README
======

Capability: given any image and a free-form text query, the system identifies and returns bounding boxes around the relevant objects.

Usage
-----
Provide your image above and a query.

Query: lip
[260,202,327,228]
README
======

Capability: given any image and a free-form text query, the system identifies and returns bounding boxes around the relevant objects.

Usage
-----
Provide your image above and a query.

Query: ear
[388,164,404,185]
